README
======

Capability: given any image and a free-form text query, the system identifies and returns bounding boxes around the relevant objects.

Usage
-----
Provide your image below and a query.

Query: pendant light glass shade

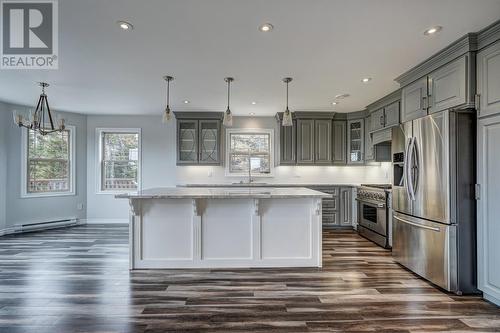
[162,75,174,124]
[282,108,293,126]
[282,77,293,126]
[223,77,234,127]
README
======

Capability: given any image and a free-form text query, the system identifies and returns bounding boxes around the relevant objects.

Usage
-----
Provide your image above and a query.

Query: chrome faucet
[248,149,253,184]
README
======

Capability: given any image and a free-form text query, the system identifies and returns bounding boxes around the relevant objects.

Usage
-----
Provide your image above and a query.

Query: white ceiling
[1,0,500,116]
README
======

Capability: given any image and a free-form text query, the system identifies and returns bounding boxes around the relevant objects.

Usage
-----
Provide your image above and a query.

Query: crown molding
[395,33,478,87]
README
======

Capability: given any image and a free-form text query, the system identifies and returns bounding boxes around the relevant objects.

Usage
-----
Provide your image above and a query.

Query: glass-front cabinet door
[177,120,198,164]
[347,119,364,164]
[199,120,220,164]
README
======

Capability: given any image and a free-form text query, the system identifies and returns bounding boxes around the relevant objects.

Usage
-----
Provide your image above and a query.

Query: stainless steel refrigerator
[392,110,477,294]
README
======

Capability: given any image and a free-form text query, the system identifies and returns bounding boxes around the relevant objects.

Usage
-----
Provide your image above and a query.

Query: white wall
[1,103,87,227]
[86,115,390,221]
[0,104,8,230]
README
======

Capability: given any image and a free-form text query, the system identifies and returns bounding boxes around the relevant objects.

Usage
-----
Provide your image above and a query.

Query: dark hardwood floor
[0,224,499,333]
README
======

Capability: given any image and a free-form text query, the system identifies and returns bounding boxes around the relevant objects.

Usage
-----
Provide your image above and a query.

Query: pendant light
[162,75,174,123]
[223,77,234,127]
[282,77,293,126]
[12,82,65,136]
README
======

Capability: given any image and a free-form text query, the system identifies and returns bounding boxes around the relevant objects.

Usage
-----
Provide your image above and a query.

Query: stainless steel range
[356,184,391,248]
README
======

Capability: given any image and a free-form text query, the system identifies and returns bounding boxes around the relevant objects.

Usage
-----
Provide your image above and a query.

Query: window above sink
[225,128,274,177]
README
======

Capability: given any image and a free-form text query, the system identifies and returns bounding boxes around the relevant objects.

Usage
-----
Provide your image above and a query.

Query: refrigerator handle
[412,138,420,197]
[407,137,416,201]
[403,137,412,199]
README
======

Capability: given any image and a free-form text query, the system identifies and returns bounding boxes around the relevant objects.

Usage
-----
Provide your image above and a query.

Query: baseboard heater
[18,218,80,233]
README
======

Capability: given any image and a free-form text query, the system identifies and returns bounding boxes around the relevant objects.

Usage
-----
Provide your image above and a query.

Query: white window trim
[20,126,76,198]
[95,128,142,195]
[225,128,275,177]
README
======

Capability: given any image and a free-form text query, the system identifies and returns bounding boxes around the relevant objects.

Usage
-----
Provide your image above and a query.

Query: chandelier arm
[33,95,43,126]
[45,96,55,130]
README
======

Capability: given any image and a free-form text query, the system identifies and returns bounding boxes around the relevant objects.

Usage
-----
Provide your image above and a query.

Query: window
[226,128,274,176]
[21,126,75,197]
[97,128,141,193]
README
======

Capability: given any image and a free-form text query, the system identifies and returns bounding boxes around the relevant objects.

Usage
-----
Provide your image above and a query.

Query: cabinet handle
[422,96,428,110]
[344,191,348,222]
[475,94,481,113]
[428,78,433,96]
[380,115,384,126]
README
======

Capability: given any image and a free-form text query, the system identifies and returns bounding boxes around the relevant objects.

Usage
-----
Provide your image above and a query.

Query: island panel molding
[118,187,327,269]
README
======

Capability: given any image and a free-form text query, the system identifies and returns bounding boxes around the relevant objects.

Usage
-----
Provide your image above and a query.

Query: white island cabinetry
[117,187,330,269]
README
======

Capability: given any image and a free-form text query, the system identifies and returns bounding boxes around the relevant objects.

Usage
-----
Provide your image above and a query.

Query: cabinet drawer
[313,187,339,196]
[322,198,339,210]
[322,212,339,226]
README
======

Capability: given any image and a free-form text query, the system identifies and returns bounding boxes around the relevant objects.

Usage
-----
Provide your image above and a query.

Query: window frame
[95,128,142,194]
[225,128,275,177]
[20,126,76,198]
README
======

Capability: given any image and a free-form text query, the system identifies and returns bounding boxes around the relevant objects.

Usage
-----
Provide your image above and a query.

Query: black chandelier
[13,82,65,136]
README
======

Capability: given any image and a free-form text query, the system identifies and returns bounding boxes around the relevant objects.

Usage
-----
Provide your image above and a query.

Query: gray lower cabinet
[310,186,352,228]
[347,119,364,164]
[332,121,347,165]
[340,187,352,226]
[428,56,467,114]
[477,114,500,304]
[477,40,500,118]
[297,119,315,164]
[314,119,332,164]
[279,120,296,165]
[402,77,428,122]
[175,112,223,165]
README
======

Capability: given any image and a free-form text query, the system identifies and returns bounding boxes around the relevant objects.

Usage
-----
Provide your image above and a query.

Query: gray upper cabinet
[370,109,385,132]
[278,120,296,165]
[364,117,374,162]
[314,119,332,164]
[477,40,500,118]
[332,121,347,165]
[401,77,428,122]
[198,120,221,165]
[347,119,364,164]
[175,112,223,166]
[177,120,199,165]
[428,56,467,114]
[384,101,400,127]
[297,119,315,164]
[400,53,473,122]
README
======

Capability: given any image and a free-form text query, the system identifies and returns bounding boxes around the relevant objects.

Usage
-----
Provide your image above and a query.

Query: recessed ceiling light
[259,23,273,32]
[361,77,372,83]
[117,21,133,31]
[251,101,257,105]
[249,112,255,116]
[183,100,190,104]
[335,93,350,99]
[424,26,442,36]
[331,101,338,105]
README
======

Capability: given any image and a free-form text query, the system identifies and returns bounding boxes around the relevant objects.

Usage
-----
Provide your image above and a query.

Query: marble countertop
[115,187,332,199]
[179,183,363,188]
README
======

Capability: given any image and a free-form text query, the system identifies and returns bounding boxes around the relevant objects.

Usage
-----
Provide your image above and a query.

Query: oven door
[357,199,387,236]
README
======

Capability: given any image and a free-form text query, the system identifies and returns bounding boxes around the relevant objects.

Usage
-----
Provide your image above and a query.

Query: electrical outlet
[77,203,84,210]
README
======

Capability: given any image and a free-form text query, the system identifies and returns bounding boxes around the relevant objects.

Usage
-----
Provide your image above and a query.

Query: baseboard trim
[484,292,500,306]
[0,218,84,236]
[83,218,129,224]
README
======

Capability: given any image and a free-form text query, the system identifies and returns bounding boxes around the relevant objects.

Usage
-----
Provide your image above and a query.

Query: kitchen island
[117,187,330,269]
